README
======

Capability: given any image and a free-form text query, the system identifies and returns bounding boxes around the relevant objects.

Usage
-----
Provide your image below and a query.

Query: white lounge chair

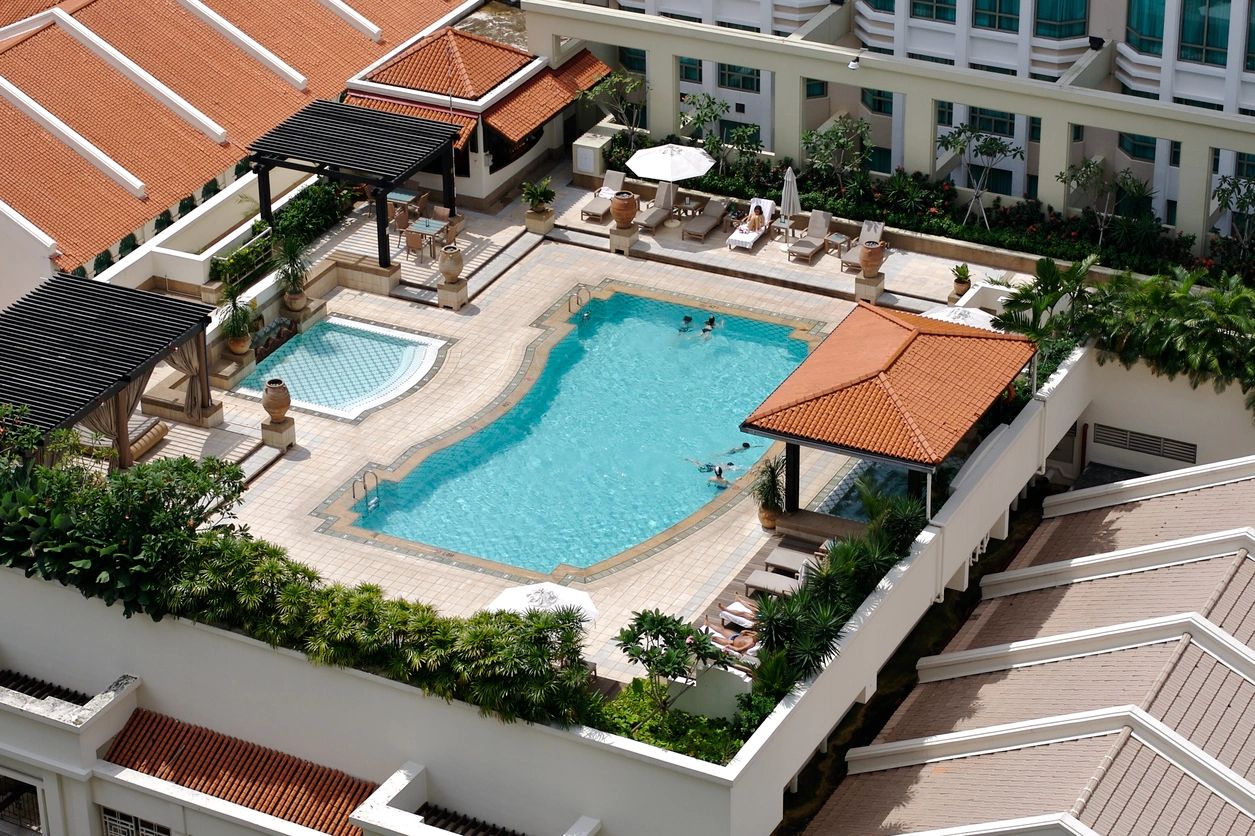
[745,568,800,597]
[787,211,832,265]
[682,199,726,242]
[580,170,627,222]
[726,198,776,251]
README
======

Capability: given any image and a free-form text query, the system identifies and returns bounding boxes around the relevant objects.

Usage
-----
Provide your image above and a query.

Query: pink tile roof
[743,303,1034,466]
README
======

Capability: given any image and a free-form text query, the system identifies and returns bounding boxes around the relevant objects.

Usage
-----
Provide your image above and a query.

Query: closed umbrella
[778,167,802,251]
[486,582,598,624]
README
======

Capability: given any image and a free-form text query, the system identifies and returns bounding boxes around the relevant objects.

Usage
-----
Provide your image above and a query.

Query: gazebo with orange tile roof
[742,302,1035,515]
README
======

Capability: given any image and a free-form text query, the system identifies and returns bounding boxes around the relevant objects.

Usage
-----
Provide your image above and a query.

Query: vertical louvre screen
[1092,423,1197,464]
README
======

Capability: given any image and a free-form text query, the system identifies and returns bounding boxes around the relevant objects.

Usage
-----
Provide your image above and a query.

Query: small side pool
[236,317,444,420]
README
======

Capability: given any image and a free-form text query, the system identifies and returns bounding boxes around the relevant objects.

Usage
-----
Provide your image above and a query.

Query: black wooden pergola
[0,275,212,469]
[248,100,462,269]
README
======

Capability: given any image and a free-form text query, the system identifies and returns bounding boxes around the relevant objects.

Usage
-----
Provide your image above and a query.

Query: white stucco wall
[0,199,58,308]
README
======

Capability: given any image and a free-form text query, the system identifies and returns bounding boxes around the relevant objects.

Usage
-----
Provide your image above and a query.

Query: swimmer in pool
[679,315,693,333]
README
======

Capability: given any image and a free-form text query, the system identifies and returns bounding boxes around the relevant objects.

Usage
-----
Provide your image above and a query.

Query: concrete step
[238,442,283,484]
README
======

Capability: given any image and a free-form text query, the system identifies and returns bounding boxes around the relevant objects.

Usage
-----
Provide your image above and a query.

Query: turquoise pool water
[355,293,808,573]
[236,317,442,420]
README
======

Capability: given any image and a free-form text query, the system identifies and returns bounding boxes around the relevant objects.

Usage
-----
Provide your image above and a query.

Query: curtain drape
[166,339,204,421]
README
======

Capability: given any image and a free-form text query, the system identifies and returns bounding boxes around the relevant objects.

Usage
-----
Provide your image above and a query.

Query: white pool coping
[235,316,446,420]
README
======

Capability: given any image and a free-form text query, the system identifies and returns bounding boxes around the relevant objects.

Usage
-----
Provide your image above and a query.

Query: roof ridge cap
[879,372,938,462]
[1069,726,1134,820]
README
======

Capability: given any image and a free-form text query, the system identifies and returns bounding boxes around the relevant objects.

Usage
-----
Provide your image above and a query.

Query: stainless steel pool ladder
[567,286,590,314]
[352,470,380,511]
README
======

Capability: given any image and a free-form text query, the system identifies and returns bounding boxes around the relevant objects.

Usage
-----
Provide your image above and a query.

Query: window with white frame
[0,772,43,833]
[101,808,172,836]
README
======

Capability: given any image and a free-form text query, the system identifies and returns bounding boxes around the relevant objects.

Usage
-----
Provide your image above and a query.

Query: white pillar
[647,50,678,139]
[1035,116,1070,212]
[1175,140,1214,255]
[773,73,804,158]
[901,89,936,177]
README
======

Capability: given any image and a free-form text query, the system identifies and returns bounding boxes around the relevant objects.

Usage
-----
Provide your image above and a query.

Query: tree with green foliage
[993,254,1099,342]
[679,92,730,170]
[119,233,139,257]
[802,115,872,191]
[1057,160,1147,248]
[1213,174,1255,264]
[727,125,764,179]
[177,195,198,218]
[580,70,650,152]
[936,125,1024,229]
[154,210,174,232]
[616,608,728,719]
[93,249,114,274]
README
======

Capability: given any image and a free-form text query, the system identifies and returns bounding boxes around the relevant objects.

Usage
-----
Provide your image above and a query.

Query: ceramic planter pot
[610,191,638,229]
[438,245,464,284]
[283,291,308,312]
[262,379,291,423]
[226,335,251,355]
[952,279,972,298]
[758,506,779,530]
[859,241,887,277]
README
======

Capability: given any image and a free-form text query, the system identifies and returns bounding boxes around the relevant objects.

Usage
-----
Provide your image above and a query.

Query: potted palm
[276,236,309,312]
[521,177,557,235]
[951,263,972,298]
[752,452,786,529]
[219,282,253,355]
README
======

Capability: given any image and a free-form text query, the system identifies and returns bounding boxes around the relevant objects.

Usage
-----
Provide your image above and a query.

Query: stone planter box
[524,208,555,235]
[854,271,885,303]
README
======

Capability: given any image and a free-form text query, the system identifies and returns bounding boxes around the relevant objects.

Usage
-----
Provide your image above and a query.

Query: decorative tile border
[312,281,828,584]
[228,313,455,425]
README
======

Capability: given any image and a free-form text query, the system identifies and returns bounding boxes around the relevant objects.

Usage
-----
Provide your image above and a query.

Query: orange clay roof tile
[744,303,1035,466]
[484,49,609,143]
[342,92,477,149]
[0,0,451,270]
[367,27,532,97]
[106,710,376,836]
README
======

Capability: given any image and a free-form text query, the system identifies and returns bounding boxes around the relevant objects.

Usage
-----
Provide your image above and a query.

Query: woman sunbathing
[716,595,759,629]
[737,204,766,234]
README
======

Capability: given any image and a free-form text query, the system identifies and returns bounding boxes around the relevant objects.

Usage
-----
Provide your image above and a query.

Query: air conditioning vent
[1092,423,1197,464]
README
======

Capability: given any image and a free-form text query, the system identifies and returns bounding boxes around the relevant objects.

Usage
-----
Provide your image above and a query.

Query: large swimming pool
[355,293,808,573]
[236,317,443,420]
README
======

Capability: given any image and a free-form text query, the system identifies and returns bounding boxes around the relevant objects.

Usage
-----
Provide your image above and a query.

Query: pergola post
[113,391,133,470]
[254,163,273,227]
[374,188,391,268]
[784,442,800,513]
[441,145,456,217]
[198,331,213,409]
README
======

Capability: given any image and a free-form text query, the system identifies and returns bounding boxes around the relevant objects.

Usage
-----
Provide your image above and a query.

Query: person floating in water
[701,316,717,338]
[718,442,753,457]
[709,465,731,488]
[687,458,740,474]
[679,315,693,333]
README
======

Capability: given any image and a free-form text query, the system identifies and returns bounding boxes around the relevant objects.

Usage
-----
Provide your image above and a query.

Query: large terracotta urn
[859,240,887,278]
[438,245,464,284]
[610,191,638,229]
[283,290,308,313]
[262,379,291,423]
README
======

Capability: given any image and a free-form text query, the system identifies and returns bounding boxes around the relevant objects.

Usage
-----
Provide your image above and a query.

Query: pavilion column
[441,145,456,217]
[254,163,273,226]
[902,91,937,178]
[198,331,213,409]
[907,469,927,504]
[113,392,133,470]
[374,188,391,269]
[784,442,800,514]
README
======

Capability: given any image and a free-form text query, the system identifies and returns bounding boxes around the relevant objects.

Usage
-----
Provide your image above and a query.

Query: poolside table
[825,231,852,254]
[388,188,427,214]
[407,218,449,259]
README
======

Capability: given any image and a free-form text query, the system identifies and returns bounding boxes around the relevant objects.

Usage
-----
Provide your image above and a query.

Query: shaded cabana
[742,302,1036,518]
[0,275,213,469]
[248,100,462,269]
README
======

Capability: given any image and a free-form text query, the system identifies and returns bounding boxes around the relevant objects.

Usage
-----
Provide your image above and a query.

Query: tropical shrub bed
[265,179,355,248]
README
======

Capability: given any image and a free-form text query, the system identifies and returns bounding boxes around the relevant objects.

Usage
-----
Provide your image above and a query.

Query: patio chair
[635,182,676,233]
[787,210,832,265]
[404,229,429,261]
[681,199,726,242]
[745,569,801,597]
[579,169,626,222]
[394,205,410,245]
[726,198,776,251]
[764,549,816,577]
[840,220,887,272]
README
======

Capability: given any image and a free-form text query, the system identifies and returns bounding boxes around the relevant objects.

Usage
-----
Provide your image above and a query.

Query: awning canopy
[742,302,1035,471]
[0,274,211,433]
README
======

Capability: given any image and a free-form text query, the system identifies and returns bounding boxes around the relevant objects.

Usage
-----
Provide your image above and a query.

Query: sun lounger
[635,182,676,233]
[841,219,887,272]
[700,625,761,662]
[745,569,801,597]
[726,198,776,250]
[764,549,816,578]
[682,199,726,242]
[580,170,626,222]
[720,601,756,629]
[787,210,832,265]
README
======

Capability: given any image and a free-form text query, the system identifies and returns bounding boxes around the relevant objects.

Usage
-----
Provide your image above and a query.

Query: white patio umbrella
[778,166,802,251]
[626,144,716,228]
[486,582,598,624]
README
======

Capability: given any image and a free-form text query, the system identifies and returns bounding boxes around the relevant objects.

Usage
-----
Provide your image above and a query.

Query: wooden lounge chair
[841,220,887,272]
[726,198,776,250]
[580,170,626,222]
[764,549,816,577]
[681,199,726,242]
[745,569,801,597]
[787,210,832,264]
[635,182,676,233]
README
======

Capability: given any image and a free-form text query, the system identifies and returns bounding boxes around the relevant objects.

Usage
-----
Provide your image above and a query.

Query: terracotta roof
[0,0,55,27]
[106,709,376,836]
[742,303,1035,466]
[342,93,476,150]
[367,27,532,97]
[805,474,1255,835]
[0,0,452,270]
[484,49,609,143]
